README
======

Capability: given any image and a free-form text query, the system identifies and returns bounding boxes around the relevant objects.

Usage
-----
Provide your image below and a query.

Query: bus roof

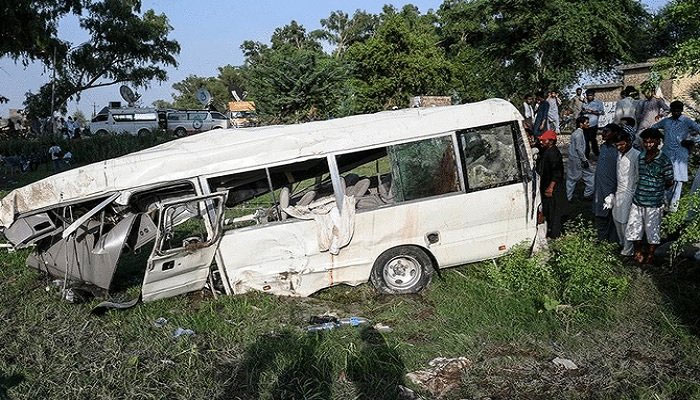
[0,99,522,227]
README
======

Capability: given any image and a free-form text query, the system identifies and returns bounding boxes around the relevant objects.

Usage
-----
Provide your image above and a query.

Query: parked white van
[165,110,229,137]
[0,99,544,302]
[90,106,159,136]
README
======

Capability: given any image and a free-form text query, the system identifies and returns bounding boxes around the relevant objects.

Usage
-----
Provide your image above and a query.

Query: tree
[23,0,180,118]
[243,22,346,123]
[72,110,88,126]
[437,0,653,98]
[316,10,379,57]
[168,75,230,111]
[344,5,457,113]
[654,0,700,75]
[0,0,83,102]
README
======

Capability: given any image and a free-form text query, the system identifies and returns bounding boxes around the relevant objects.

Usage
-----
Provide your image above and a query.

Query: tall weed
[485,220,628,309]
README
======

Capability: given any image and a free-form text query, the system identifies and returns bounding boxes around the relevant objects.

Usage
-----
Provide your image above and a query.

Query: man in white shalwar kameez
[566,116,594,201]
[608,130,640,256]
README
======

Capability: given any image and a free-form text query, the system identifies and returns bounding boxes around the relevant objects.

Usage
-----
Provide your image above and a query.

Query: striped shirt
[633,151,673,207]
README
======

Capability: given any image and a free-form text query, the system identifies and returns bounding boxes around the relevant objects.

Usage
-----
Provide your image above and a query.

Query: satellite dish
[196,88,212,107]
[119,85,141,107]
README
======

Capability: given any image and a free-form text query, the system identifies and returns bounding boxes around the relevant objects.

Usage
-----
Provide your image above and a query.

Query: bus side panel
[218,184,536,297]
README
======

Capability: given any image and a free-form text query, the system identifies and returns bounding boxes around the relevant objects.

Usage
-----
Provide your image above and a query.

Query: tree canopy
[22,0,179,118]
[654,0,700,75]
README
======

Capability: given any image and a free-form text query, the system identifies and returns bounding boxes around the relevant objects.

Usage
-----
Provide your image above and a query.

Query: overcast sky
[0,0,670,117]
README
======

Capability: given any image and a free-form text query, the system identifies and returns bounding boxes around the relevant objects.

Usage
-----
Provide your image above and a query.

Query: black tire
[95,129,108,136]
[174,127,187,137]
[137,128,150,137]
[370,246,434,294]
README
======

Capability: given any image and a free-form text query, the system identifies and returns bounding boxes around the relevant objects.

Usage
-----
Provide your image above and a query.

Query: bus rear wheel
[137,129,150,137]
[174,127,187,137]
[95,129,108,136]
[370,246,434,294]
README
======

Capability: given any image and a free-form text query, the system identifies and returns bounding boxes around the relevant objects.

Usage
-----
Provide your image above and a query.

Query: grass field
[2,147,700,399]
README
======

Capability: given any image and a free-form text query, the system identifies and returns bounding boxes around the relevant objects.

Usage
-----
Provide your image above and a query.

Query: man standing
[652,101,700,211]
[593,124,620,242]
[582,89,605,158]
[626,128,674,264]
[570,87,585,119]
[615,86,639,124]
[536,130,567,238]
[533,91,549,137]
[547,90,561,133]
[48,142,62,171]
[610,130,640,256]
[522,94,535,130]
[566,116,594,201]
[636,86,669,133]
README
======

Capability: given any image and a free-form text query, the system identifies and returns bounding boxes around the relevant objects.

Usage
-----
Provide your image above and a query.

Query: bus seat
[348,178,370,197]
[279,186,290,220]
[296,190,316,207]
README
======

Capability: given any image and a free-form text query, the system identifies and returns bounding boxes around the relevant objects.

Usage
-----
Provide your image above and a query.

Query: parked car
[0,99,544,303]
[165,110,229,137]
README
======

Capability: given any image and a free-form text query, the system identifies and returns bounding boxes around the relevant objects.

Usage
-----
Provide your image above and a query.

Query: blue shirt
[653,115,700,181]
[582,100,604,127]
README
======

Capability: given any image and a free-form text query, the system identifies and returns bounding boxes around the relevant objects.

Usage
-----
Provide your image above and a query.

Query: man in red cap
[536,130,567,238]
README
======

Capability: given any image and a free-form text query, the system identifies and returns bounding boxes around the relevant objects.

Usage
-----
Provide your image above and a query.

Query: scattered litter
[153,317,168,328]
[250,305,262,311]
[398,384,423,400]
[172,328,195,338]
[160,359,175,365]
[373,323,393,333]
[406,357,472,398]
[305,315,370,332]
[91,297,140,315]
[552,357,578,370]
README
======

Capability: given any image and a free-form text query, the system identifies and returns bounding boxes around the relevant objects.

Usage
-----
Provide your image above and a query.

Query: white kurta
[612,147,640,224]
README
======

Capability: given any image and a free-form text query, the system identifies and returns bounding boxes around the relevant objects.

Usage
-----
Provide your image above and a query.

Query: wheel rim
[383,255,422,290]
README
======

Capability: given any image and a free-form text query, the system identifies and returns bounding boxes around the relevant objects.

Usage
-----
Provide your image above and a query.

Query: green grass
[2,139,700,399]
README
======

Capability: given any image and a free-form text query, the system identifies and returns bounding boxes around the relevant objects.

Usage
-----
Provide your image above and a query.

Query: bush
[485,220,628,309]
[0,129,176,165]
[483,245,556,300]
[548,220,628,306]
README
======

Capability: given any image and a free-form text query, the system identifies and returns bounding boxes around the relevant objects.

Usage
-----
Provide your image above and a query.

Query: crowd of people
[529,85,700,264]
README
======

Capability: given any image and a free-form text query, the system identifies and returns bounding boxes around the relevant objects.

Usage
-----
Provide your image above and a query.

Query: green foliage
[483,246,557,300]
[438,0,652,98]
[485,221,628,309]
[244,22,347,123]
[653,0,700,75]
[316,10,379,57]
[23,0,180,119]
[345,6,457,113]
[0,130,176,165]
[663,192,700,263]
[548,221,628,306]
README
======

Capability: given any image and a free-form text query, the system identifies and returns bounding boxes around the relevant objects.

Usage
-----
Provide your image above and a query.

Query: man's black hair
[640,127,664,140]
[670,100,684,111]
[525,93,533,99]
[620,117,636,126]
[614,131,632,143]
[576,115,589,127]
[535,90,546,98]
[586,89,596,95]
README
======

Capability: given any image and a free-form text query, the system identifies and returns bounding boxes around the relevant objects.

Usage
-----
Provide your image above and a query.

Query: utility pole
[50,47,56,135]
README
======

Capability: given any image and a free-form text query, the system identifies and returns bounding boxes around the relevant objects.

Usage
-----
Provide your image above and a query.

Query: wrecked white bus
[0,99,543,302]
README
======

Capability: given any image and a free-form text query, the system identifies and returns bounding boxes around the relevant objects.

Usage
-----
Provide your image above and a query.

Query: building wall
[674,74,700,119]
[591,88,622,103]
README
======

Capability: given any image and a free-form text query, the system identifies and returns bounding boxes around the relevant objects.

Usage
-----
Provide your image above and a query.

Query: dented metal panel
[26,213,139,289]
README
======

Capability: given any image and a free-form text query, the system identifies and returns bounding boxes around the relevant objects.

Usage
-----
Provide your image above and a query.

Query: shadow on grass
[648,261,700,336]
[218,327,406,400]
[0,373,24,400]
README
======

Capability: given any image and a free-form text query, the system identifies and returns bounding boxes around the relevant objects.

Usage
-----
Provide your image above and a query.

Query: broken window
[458,123,521,191]
[388,136,461,202]
[208,158,331,230]
[158,196,222,254]
[335,148,395,210]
